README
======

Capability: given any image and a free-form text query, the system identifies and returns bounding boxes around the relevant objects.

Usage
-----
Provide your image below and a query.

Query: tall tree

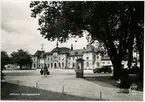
[1,51,10,70]
[1,51,10,79]
[11,49,32,70]
[30,1,144,79]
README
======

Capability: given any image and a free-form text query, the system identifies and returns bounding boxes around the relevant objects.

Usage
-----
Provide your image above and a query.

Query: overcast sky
[1,0,88,55]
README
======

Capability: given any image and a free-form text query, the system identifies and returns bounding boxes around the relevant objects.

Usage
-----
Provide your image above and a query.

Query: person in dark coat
[40,68,43,75]
[44,64,50,76]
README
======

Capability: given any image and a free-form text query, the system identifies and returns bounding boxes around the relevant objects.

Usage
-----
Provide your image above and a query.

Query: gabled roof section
[101,55,111,60]
[51,47,70,54]
[44,52,53,55]
[69,49,85,56]
[34,50,45,57]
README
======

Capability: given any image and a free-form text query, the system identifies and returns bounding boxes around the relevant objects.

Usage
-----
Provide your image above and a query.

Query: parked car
[93,66,112,73]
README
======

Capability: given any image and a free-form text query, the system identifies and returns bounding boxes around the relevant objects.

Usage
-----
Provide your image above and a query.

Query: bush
[129,66,140,74]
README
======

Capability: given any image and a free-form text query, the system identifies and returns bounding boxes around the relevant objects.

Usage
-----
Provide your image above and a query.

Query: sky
[1,0,88,55]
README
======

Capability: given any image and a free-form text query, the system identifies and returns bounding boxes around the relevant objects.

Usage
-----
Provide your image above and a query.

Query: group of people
[40,64,50,76]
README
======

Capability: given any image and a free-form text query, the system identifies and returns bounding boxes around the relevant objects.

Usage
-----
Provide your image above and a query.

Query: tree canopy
[1,51,10,70]
[11,49,32,69]
[30,1,144,79]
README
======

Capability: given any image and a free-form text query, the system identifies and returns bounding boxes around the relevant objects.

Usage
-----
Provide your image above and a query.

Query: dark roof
[34,50,44,57]
[44,52,53,55]
[101,56,110,60]
[69,49,84,56]
[83,44,94,53]
[51,47,70,54]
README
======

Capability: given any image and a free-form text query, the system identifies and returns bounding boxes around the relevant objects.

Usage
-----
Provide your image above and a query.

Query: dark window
[73,57,74,60]
[86,62,89,67]
[62,63,64,67]
[59,63,61,67]
[51,63,53,68]
[75,52,78,55]
[97,62,99,67]
[73,63,75,67]
[87,57,89,60]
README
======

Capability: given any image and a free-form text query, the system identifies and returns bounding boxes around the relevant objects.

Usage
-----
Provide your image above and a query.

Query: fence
[2,79,105,100]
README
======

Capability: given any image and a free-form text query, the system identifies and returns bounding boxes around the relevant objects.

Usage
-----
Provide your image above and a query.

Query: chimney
[71,44,73,50]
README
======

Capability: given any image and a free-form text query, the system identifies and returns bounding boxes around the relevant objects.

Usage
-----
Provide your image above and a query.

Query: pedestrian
[40,68,43,75]
[44,64,49,76]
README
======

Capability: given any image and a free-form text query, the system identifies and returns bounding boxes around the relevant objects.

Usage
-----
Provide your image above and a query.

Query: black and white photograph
[1,0,144,101]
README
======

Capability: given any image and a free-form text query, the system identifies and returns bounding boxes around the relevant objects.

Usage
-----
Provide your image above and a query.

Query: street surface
[3,69,143,101]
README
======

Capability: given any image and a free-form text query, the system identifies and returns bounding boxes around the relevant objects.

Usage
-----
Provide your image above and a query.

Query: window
[48,57,49,61]
[51,58,53,60]
[51,63,53,68]
[86,57,89,60]
[59,63,61,67]
[73,57,75,60]
[97,62,99,67]
[97,56,99,59]
[108,62,110,64]
[73,63,75,67]
[102,62,105,64]
[86,62,89,67]
[48,64,49,68]
[59,57,60,60]
[62,63,64,67]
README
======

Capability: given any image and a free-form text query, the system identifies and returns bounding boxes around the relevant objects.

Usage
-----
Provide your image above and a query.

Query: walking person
[44,64,48,77]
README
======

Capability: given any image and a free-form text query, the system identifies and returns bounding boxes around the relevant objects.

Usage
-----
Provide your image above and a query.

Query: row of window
[34,56,100,61]
[102,62,111,64]
[33,63,65,68]
[46,57,64,61]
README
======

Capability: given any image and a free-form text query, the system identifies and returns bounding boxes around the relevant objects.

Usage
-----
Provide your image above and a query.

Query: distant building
[32,43,112,70]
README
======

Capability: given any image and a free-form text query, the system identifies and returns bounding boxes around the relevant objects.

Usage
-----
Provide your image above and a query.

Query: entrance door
[54,63,57,68]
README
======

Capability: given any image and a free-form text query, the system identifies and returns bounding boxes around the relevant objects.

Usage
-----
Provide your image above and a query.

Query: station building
[32,43,112,70]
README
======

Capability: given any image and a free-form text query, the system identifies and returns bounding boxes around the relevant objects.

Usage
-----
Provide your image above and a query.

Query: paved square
[3,69,143,101]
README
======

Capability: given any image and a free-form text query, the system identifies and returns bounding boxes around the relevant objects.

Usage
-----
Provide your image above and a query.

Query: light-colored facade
[32,44,112,70]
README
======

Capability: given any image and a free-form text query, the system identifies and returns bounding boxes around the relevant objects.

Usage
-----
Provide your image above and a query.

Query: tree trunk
[111,57,122,79]
[105,40,123,79]
[127,32,134,69]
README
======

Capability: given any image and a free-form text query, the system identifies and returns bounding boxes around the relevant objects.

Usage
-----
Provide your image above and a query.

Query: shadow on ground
[83,75,143,91]
[83,76,117,88]
[1,82,102,100]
